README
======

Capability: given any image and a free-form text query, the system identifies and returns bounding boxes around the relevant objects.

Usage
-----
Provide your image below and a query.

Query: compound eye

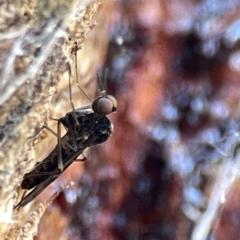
[92,95,117,115]
[106,95,117,112]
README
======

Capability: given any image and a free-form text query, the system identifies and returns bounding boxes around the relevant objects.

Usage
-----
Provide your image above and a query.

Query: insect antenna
[71,41,117,115]
[96,68,108,97]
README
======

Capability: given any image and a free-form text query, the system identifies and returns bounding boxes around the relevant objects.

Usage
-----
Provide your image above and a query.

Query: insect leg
[55,117,83,173]
[28,125,58,139]
[67,61,75,111]
[72,41,93,103]
[30,123,77,153]
[28,124,75,168]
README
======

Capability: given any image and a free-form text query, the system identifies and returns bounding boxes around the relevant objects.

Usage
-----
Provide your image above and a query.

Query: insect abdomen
[21,148,60,189]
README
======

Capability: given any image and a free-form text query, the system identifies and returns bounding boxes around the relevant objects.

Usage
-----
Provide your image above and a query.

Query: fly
[14,42,117,209]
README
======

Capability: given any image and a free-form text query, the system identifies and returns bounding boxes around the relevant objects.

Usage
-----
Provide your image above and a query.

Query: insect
[14,43,117,209]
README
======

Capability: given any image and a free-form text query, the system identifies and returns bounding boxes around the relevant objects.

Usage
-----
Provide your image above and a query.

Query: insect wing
[15,115,113,208]
[15,173,60,208]
[15,150,82,208]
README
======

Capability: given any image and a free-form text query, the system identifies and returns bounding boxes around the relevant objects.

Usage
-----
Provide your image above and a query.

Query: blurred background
[2,0,240,239]
[66,1,240,240]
